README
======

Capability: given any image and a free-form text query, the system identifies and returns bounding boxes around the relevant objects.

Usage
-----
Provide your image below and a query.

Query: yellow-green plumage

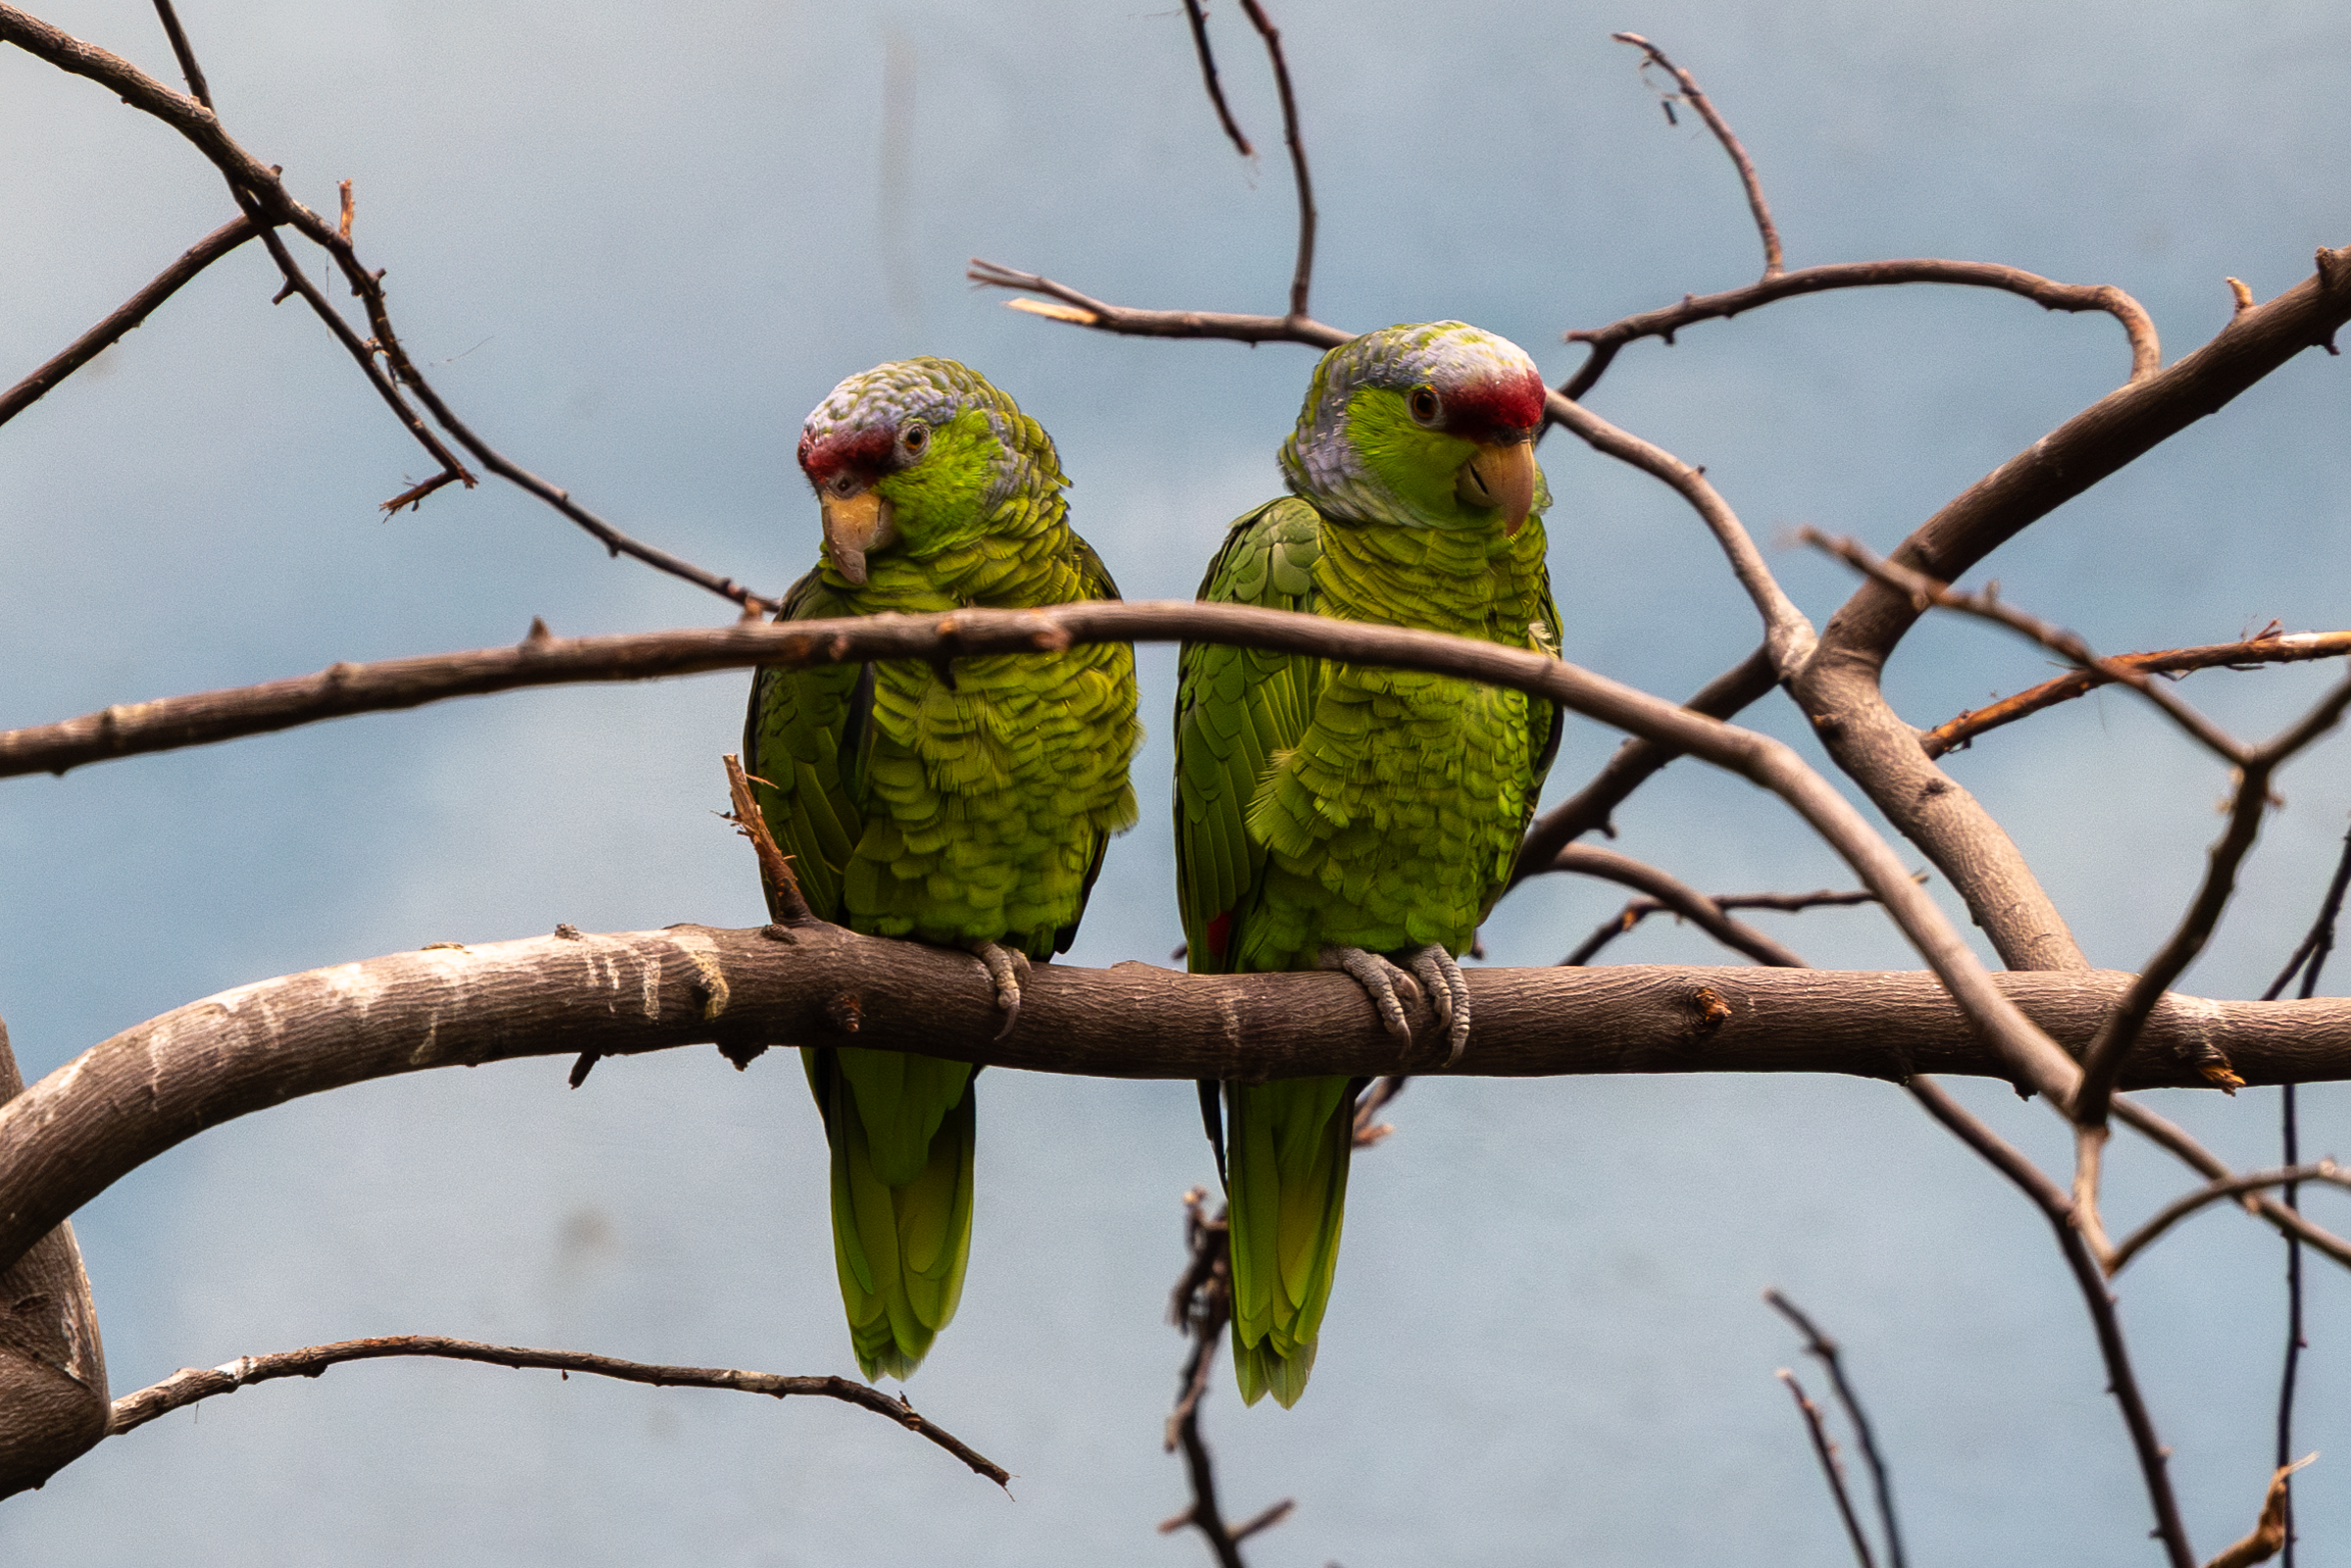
[1174,324,1560,1406]
[746,358,1139,1380]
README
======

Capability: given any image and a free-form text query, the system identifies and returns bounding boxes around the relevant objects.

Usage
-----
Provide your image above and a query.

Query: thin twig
[104,1334,1008,1485]
[1798,527,2245,763]
[1160,1189,1281,1568]
[2106,1162,2351,1276]
[1559,258,2159,403]
[1907,1078,2195,1568]
[1351,1075,1406,1147]
[0,213,261,427]
[723,750,811,923]
[1234,0,1314,319]
[2075,674,2351,1127]
[1551,390,1816,673]
[4,3,774,611]
[1510,646,1777,876]
[1775,1368,1877,1568]
[1611,33,1782,278]
[1179,0,1252,157]
[1923,629,2351,758]
[2112,1098,2351,1271]
[966,260,1346,345]
[1553,844,1864,968]
[2269,825,2351,1567]
[1763,1290,1908,1568]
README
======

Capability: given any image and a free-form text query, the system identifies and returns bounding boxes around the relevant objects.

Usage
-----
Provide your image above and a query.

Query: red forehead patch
[798,425,898,484]
[1444,365,1546,440]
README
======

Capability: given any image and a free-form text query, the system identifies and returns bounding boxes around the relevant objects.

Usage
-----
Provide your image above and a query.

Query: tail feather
[1225,1074,1354,1406]
[806,1046,978,1382]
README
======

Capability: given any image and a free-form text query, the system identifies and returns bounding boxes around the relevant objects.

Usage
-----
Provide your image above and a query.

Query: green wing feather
[1173,498,1357,1408]
[1173,502,1562,1408]
[745,570,980,1382]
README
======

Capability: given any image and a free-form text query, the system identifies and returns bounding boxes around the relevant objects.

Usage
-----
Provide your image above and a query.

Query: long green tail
[804,1045,977,1382]
[1224,1074,1355,1407]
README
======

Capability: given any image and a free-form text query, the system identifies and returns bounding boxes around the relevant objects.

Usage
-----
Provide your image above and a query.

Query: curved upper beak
[1456,439,1538,536]
[819,488,898,585]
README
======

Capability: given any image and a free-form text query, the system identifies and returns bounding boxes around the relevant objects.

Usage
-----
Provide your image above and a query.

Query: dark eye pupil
[1412,391,1438,421]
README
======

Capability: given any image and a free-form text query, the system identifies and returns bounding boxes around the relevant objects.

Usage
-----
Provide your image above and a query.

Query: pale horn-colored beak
[1456,439,1538,536]
[819,489,898,585]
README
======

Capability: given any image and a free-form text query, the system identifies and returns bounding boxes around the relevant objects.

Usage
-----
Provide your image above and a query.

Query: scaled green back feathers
[746,358,1140,1380]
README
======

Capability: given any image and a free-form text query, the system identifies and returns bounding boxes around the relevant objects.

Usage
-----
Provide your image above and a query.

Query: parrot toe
[1317,944,1420,1043]
[1405,943,1472,1065]
[963,939,1032,1040]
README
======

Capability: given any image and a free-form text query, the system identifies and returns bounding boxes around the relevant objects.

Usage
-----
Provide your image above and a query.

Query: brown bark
[0,921,2343,1284]
[0,1017,109,1498]
[1791,247,2351,975]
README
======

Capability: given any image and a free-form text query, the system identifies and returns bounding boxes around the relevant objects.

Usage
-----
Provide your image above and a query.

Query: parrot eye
[1407,387,1443,426]
[900,422,930,457]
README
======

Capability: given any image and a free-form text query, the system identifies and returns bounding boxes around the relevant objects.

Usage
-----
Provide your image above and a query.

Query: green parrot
[1173,322,1561,1407]
[744,358,1141,1381]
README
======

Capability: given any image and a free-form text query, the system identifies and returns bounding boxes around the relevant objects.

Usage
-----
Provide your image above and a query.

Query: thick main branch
[0,923,2342,1279]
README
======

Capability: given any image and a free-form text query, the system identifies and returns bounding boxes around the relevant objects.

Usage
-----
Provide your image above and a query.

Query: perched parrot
[744,358,1141,1381]
[1173,322,1561,1407]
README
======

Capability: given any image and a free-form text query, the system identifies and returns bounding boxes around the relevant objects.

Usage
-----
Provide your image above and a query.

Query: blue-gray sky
[4,1,2350,1562]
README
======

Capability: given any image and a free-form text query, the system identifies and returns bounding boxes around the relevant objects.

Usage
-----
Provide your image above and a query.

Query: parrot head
[1280,322,1550,534]
[796,358,1065,585]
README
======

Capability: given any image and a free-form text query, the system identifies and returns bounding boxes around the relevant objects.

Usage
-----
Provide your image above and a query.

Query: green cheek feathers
[1344,387,1484,527]
[873,407,1024,548]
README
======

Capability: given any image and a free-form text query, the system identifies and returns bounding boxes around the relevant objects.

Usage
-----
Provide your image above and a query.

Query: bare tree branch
[1799,527,2247,762]
[2111,1097,2351,1276]
[1552,844,1814,968]
[1560,259,2160,403]
[0,1018,108,1499]
[1178,0,1252,158]
[1233,0,1315,320]
[0,213,260,427]
[1922,629,2351,759]
[1788,244,2351,985]
[2268,824,2351,1568]
[1611,32,1783,278]
[103,1334,1006,1484]
[2073,673,2351,1127]
[2106,1163,2351,1277]
[967,260,1345,345]
[1544,389,1817,673]
[1510,645,1778,876]
[1775,1367,1877,1568]
[1350,1074,1406,1147]
[0,599,2091,1108]
[1158,1189,1284,1567]
[1765,1290,1907,1568]
[6,922,2351,1285]
[0,2,779,611]
[1908,1078,2195,1568]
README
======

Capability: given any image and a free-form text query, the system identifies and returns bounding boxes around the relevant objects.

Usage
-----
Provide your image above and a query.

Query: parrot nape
[1173,322,1561,1406]
[744,358,1141,1381]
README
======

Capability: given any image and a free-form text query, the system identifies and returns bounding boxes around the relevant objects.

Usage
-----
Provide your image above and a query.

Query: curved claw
[963,939,1033,1041]
[1405,944,1473,1065]
[1317,944,1419,1044]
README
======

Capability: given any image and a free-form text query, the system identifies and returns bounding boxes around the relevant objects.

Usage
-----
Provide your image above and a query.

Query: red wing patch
[1204,911,1234,964]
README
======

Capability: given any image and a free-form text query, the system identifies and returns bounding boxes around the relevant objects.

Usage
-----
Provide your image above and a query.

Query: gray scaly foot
[1317,944,1422,1046]
[1404,943,1472,1065]
[963,939,1033,1041]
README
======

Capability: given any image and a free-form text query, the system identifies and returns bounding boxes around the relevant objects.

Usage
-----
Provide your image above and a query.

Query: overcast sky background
[5,0,2351,1562]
